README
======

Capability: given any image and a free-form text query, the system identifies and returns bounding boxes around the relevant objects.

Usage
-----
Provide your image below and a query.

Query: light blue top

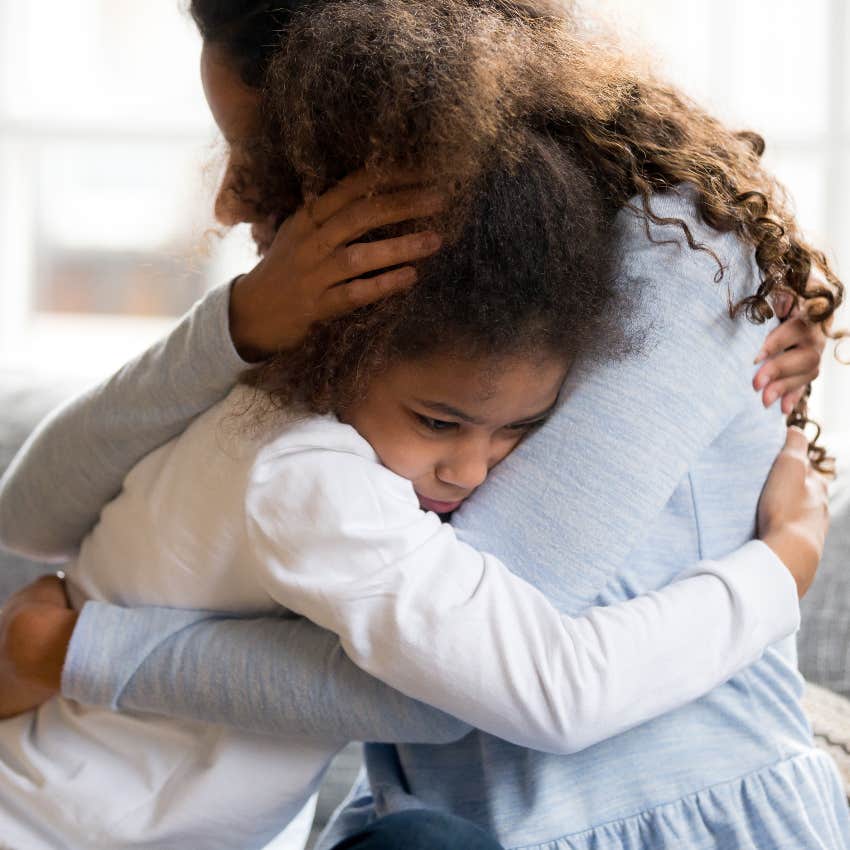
[1,188,847,849]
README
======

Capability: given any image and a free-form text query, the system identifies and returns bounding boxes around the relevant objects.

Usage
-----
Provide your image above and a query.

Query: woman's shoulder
[613,184,760,306]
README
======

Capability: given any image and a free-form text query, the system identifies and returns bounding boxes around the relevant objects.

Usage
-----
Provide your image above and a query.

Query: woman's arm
[0,171,443,561]
[63,605,472,745]
[0,282,248,561]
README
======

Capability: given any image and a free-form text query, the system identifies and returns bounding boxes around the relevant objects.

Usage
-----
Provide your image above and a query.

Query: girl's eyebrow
[413,399,486,425]
[413,399,558,427]
[510,401,558,427]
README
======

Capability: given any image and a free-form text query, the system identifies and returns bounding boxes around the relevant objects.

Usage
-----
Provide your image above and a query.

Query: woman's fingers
[311,187,446,256]
[304,168,426,227]
[316,231,442,289]
[319,267,418,319]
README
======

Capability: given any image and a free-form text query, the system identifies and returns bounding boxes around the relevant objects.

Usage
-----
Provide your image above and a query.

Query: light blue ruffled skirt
[535,750,847,850]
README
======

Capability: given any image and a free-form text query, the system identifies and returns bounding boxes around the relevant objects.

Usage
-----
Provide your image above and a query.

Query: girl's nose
[436,449,490,493]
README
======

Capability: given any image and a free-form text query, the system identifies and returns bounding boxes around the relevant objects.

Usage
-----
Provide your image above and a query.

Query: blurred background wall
[0,0,847,449]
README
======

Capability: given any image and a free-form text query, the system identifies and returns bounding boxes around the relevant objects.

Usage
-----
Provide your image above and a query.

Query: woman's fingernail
[764,389,777,406]
[754,372,769,390]
[754,349,767,364]
[423,233,442,251]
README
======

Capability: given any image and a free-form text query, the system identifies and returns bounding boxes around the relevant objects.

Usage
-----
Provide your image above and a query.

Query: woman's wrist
[228,271,272,363]
[10,604,78,692]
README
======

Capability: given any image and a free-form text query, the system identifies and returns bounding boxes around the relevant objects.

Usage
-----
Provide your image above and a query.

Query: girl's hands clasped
[758,427,830,598]
[229,171,445,361]
[754,266,833,413]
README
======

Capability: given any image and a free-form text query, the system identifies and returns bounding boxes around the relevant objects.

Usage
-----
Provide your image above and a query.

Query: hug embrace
[0,2,846,849]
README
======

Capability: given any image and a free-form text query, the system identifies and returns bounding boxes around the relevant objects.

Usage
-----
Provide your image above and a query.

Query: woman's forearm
[0,282,248,560]
[62,603,471,745]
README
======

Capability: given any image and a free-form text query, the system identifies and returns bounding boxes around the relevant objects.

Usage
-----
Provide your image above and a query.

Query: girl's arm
[59,540,793,752]
[228,426,810,755]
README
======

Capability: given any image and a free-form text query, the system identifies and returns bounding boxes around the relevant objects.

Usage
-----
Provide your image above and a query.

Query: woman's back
[325,189,849,849]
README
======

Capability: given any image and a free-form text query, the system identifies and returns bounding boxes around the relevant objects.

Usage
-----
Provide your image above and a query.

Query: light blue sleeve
[451,187,777,613]
[0,281,248,561]
[62,603,470,744]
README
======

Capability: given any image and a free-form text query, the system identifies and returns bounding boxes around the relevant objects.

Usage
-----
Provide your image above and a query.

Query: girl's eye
[505,419,546,434]
[416,414,457,432]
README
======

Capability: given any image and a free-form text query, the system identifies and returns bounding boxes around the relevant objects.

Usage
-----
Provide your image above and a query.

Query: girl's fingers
[753,347,820,392]
[772,292,795,320]
[316,231,442,289]
[319,267,418,319]
[755,316,817,364]
[781,387,807,416]
[763,375,815,409]
[311,187,446,257]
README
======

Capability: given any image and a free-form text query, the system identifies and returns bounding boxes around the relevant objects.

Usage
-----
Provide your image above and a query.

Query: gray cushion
[802,682,850,801]
[800,452,850,696]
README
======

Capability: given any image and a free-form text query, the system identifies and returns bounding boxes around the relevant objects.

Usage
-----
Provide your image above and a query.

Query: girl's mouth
[417,494,465,514]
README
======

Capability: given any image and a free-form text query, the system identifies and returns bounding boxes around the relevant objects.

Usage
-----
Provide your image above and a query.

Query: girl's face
[200,43,276,252]
[341,351,568,513]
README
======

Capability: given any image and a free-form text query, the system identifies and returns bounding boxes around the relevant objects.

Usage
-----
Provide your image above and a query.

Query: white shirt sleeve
[246,436,799,755]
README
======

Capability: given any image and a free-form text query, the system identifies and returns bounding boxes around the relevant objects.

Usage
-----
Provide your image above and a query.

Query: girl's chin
[417,494,465,514]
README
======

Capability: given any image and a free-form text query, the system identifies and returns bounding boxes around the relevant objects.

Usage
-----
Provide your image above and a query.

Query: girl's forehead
[386,352,569,422]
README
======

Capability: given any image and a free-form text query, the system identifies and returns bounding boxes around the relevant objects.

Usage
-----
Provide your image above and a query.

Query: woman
[0,2,841,849]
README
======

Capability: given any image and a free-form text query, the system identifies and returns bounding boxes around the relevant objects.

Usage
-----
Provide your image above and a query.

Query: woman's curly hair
[234,0,840,462]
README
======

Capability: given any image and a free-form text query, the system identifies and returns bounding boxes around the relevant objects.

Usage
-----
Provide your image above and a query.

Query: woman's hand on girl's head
[0,575,76,718]
[753,266,833,414]
[228,169,445,362]
[757,427,830,598]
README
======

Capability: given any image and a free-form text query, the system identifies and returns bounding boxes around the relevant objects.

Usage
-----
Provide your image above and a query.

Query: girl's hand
[229,170,445,362]
[758,427,830,598]
[0,575,76,718]
[753,268,831,415]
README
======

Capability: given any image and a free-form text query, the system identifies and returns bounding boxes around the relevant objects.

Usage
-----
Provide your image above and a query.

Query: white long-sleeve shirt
[0,383,798,850]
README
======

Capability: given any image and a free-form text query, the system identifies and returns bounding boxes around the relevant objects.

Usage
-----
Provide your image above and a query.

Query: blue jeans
[330,810,504,849]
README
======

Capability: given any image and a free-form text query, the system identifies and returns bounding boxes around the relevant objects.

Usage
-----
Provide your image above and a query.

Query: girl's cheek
[382,434,434,484]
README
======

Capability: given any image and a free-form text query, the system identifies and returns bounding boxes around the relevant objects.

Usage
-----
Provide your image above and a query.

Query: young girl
[0,2,840,849]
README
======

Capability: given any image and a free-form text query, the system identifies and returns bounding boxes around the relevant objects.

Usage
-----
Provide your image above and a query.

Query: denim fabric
[330,811,503,850]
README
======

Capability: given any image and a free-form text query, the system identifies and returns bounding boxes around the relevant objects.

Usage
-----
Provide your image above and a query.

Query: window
[0,1,255,375]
